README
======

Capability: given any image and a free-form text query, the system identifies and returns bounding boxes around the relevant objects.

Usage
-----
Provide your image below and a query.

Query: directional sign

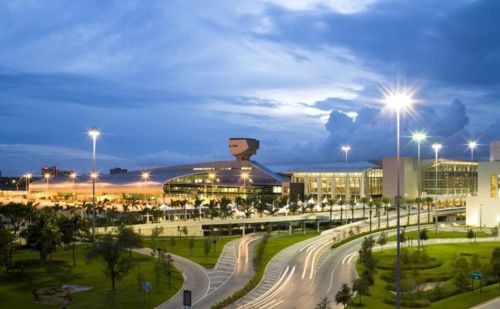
[143,281,152,293]
[183,290,192,307]
[470,272,482,280]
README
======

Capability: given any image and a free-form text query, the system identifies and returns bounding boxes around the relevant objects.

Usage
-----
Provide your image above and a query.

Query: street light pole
[412,132,427,248]
[432,143,442,234]
[468,141,478,197]
[383,88,414,309]
[88,127,100,241]
[341,145,351,225]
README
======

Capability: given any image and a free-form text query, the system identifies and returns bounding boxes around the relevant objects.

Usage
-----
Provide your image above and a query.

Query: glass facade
[290,168,382,200]
[421,161,478,197]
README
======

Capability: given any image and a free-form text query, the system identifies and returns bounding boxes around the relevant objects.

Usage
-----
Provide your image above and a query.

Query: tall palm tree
[375,199,382,230]
[220,197,232,219]
[360,197,369,219]
[406,198,413,226]
[425,197,433,224]
[328,198,336,229]
[381,197,391,229]
[338,198,345,225]
[349,198,356,223]
[368,199,375,232]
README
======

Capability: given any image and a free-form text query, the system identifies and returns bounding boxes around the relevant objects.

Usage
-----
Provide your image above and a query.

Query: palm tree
[368,199,375,232]
[360,197,369,219]
[193,198,202,220]
[338,198,345,225]
[348,198,356,223]
[406,198,413,226]
[328,198,336,229]
[425,197,433,224]
[382,197,391,228]
[219,197,232,219]
[289,202,299,215]
[375,199,382,230]
[208,199,219,220]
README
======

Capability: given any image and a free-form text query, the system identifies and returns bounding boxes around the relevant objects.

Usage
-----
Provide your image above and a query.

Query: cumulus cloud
[320,99,474,161]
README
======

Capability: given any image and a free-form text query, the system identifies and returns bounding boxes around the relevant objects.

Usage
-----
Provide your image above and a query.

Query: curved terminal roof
[29,160,287,194]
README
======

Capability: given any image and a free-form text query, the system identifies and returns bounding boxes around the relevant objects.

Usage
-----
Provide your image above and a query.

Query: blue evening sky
[1,0,500,176]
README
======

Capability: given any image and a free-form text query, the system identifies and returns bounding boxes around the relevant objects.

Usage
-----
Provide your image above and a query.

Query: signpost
[470,272,483,292]
[143,281,152,305]
[183,290,192,308]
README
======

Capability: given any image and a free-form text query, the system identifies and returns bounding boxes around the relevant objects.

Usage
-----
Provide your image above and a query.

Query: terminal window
[491,175,498,198]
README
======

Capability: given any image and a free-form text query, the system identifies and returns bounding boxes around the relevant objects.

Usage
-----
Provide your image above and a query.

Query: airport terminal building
[29,138,479,209]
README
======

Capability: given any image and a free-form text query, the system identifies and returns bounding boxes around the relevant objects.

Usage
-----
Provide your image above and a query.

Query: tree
[368,200,375,232]
[425,197,433,224]
[87,234,134,292]
[338,199,345,224]
[377,231,387,252]
[315,297,331,309]
[0,224,15,271]
[150,226,164,249]
[0,203,33,265]
[219,197,232,219]
[381,197,391,228]
[360,197,369,220]
[348,198,356,223]
[375,199,382,230]
[467,229,475,244]
[57,215,90,266]
[358,236,377,283]
[187,237,195,255]
[117,225,142,257]
[490,247,500,285]
[182,226,188,238]
[492,226,499,239]
[419,228,429,244]
[453,256,470,292]
[335,283,352,308]
[22,210,61,264]
[352,275,369,305]
[204,238,212,256]
[399,229,406,244]
[289,202,299,215]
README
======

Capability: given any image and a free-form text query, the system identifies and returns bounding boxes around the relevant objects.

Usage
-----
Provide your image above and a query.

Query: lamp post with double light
[88,127,100,241]
[383,88,415,309]
[412,132,427,248]
[432,143,442,234]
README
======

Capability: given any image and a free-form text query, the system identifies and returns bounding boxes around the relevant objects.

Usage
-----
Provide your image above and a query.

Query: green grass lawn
[141,236,239,267]
[0,245,183,308]
[387,230,491,242]
[347,242,500,308]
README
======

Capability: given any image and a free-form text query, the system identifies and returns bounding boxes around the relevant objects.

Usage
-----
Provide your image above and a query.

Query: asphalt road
[234,210,429,309]
[136,235,259,309]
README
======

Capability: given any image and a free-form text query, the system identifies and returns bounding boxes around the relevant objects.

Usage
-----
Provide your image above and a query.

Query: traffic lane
[193,236,259,308]
[158,254,210,309]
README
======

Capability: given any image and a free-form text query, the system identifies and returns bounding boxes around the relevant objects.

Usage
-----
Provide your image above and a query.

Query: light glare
[412,132,427,143]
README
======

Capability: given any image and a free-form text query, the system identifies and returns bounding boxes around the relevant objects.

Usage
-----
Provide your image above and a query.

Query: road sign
[143,281,152,293]
[470,272,482,280]
[183,290,192,307]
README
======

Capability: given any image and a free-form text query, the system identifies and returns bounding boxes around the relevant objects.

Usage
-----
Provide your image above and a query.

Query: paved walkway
[471,296,500,309]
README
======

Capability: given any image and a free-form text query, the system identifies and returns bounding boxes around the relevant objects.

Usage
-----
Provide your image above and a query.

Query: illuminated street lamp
[467,140,478,197]
[24,173,32,199]
[88,127,100,241]
[383,88,415,309]
[432,143,442,234]
[208,172,216,197]
[141,171,150,182]
[44,173,51,190]
[241,172,249,197]
[340,144,351,224]
[69,172,77,186]
[412,131,427,248]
